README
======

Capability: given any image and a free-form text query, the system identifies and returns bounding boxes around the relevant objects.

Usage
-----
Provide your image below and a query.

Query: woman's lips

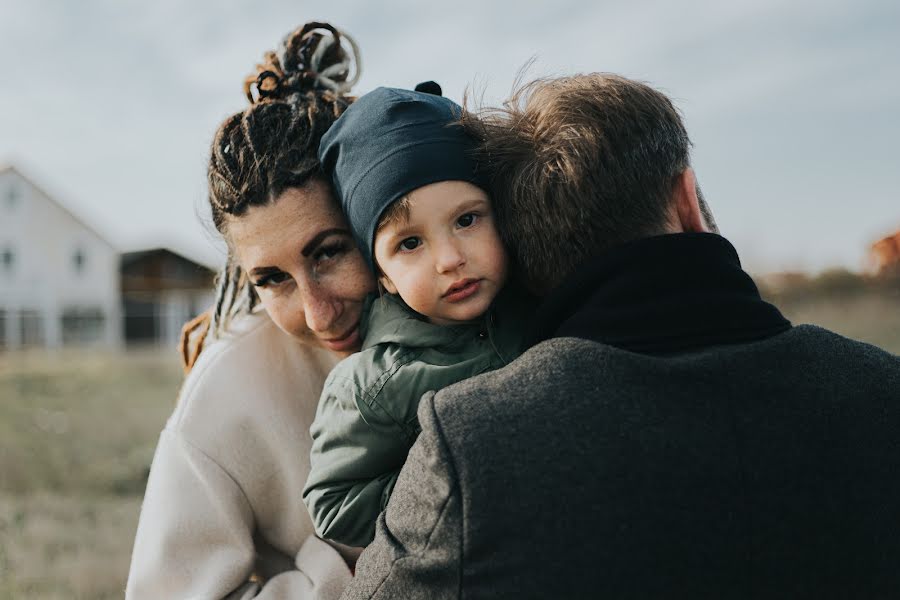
[443,279,481,303]
[321,323,360,352]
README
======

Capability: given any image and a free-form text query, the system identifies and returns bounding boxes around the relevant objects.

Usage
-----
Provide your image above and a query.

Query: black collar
[527,233,791,354]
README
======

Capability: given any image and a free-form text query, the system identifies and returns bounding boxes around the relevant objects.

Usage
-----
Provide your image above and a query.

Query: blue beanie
[318,87,481,271]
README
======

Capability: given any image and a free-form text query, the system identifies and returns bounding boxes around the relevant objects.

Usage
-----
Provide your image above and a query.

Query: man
[342,74,900,599]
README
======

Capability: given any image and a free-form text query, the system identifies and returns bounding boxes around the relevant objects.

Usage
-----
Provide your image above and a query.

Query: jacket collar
[360,294,463,350]
[527,233,791,354]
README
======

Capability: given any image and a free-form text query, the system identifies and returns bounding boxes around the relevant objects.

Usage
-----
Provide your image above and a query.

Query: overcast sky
[1,0,897,274]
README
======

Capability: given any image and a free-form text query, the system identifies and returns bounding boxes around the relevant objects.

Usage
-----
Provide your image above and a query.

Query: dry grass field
[759,270,900,353]
[0,350,181,599]
[0,277,898,598]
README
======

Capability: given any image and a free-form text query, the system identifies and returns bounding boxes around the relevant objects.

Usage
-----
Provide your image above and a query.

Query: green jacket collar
[360,294,484,351]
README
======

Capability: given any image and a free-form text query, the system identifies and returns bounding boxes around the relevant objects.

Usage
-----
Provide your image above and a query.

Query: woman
[126,23,375,599]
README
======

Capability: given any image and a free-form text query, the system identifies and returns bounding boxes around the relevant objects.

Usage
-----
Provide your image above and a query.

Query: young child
[303,86,532,548]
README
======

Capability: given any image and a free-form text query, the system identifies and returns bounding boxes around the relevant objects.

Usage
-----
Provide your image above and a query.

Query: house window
[61,307,105,345]
[73,249,86,274]
[5,184,20,209]
[19,310,44,347]
[1,247,13,273]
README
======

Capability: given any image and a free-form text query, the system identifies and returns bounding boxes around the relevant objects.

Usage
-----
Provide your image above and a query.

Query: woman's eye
[313,242,347,263]
[399,237,420,252]
[457,213,478,228]
[252,271,290,288]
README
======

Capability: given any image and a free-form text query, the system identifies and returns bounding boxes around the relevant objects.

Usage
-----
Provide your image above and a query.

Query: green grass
[0,285,897,598]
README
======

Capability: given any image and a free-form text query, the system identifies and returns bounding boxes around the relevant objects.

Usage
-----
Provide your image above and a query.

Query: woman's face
[227,179,376,355]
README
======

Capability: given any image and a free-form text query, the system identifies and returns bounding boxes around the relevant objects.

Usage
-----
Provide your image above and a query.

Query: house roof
[120,247,217,293]
[120,247,216,272]
[0,163,117,251]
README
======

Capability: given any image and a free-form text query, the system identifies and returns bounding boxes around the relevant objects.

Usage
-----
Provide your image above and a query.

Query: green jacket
[303,287,532,547]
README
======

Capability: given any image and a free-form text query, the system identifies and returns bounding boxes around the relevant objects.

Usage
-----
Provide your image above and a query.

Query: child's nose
[434,240,466,273]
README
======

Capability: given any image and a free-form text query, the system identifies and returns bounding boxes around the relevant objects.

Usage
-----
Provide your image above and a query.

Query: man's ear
[673,168,709,233]
[379,273,398,295]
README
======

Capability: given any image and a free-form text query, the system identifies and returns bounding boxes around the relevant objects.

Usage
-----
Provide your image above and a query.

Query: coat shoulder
[424,337,604,441]
[169,310,338,462]
[431,337,605,403]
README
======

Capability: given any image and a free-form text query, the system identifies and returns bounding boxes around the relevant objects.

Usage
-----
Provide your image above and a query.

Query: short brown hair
[462,74,692,292]
[376,195,413,235]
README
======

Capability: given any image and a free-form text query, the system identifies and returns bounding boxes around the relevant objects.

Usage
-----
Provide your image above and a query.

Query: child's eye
[399,237,420,252]
[252,271,291,288]
[457,213,478,228]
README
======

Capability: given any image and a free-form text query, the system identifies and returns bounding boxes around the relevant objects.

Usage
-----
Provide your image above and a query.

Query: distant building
[121,248,216,347]
[0,165,121,349]
[0,164,219,351]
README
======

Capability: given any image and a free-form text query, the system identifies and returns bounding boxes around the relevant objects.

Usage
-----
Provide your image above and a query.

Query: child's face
[373,180,508,326]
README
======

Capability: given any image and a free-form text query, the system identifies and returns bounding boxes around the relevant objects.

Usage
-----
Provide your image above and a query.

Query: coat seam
[368,395,463,599]
[361,348,426,438]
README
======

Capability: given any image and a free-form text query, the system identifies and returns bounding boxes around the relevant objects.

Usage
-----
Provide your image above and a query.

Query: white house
[0,165,121,349]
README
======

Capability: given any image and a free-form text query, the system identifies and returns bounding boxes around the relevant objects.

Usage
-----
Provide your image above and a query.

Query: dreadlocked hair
[194,22,360,366]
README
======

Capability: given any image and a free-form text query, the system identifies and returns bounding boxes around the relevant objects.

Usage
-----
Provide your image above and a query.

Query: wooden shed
[120,248,216,346]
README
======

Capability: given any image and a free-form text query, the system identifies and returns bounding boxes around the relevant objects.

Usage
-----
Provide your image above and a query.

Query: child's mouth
[443,278,481,303]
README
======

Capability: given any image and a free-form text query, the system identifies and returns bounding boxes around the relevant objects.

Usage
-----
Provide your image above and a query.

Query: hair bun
[244,22,361,104]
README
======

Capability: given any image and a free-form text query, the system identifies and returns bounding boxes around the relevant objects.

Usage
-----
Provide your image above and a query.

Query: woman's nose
[299,280,341,333]
[434,239,466,273]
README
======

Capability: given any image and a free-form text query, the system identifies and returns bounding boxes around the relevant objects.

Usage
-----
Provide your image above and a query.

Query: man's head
[463,73,718,294]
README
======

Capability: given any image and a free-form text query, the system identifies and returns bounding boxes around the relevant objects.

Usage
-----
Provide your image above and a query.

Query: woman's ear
[673,168,709,234]
[379,273,398,295]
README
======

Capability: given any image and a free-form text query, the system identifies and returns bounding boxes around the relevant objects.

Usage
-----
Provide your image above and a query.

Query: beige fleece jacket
[126,310,353,600]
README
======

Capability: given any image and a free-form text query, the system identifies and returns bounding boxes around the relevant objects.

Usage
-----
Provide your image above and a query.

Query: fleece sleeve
[303,372,418,548]
[125,431,352,600]
[341,391,463,600]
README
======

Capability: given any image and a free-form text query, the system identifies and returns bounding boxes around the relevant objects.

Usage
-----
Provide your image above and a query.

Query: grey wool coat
[343,234,900,600]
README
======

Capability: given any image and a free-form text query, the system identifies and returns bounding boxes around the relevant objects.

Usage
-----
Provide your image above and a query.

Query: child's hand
[323,538,365,573]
